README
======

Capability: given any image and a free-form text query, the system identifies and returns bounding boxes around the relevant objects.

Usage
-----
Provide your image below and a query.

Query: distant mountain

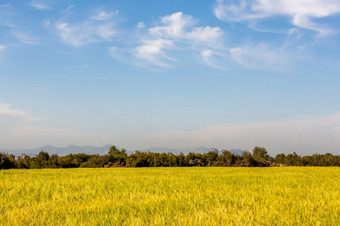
[1,145,243,156]
[1,144,113,156]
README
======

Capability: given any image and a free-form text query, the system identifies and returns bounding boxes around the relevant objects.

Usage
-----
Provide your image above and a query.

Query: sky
[1,0,340,155]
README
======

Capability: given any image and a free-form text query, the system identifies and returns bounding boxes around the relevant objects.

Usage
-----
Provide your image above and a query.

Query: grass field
[0,167,339,225]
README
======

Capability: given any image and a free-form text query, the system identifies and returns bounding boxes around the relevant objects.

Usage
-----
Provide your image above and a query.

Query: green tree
[177,153,186,166]
[221,150,233,166]
[108,146,127,165]
[16,154,32,169]
[241,150,255,166]
[57,155,75,168]
[185,152,203,166]
[274,153,286,164]
[48,154,60,168]
[252,146,269,163]
[205,149,219,166]
[285,152,302,166]
[0,152,16,169]
[31,151,50,168]
[80,155,107,168]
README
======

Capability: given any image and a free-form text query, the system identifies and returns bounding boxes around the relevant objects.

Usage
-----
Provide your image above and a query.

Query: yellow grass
[0,167,339,225]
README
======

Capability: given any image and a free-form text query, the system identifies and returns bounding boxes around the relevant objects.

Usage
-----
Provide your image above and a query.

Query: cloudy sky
[1,0,340,155]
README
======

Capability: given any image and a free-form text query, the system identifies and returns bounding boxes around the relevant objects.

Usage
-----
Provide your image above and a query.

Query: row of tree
[1,146,339,169]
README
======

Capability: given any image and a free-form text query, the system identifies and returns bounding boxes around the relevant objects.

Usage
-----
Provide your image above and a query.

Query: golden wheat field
[0,167,339,225]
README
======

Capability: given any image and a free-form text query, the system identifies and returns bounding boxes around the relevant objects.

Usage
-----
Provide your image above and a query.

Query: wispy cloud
[200,41,295,71]
[28,0,51,11]
[229,42,290,71]
[0,44,6,51]
[91,10,118,21]
[137,22,145,29]
[113,12,224,70]
[0,44,7,62]
[55,10,118,46]
[214,0,340,36]
[200,49,229,70]
[108,11,298,71]
[148,12,195,38]
[11,31,37,45]
[56,22,115,46]
[134,39,175,68]
[147,12,223,47]
[0,103,26,117]
[0,103,40,121]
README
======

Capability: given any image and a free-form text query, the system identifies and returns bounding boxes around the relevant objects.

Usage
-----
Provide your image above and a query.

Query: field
[0,167,339,225]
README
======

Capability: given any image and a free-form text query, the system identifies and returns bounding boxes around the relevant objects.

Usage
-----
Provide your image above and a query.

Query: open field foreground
[0,167,339,225]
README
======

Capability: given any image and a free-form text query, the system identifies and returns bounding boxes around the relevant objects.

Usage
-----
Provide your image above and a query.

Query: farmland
[0,167,339,225]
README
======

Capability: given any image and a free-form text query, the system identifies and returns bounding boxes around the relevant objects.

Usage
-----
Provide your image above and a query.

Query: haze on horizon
[1,0,340,155]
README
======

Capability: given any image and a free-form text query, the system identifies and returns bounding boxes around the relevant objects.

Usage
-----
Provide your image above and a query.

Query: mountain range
[0,145,244,156]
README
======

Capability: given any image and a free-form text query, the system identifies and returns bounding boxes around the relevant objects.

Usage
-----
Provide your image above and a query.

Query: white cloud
[137,22,145,29]
[229,42,290,71]
[56,21,115,46]
[108,46,120,59]
[109,46,138,68]
[91,10,118,21]
[214,0,340,35]
[11,31,37,45]
[66,5,75,11]
[134,39,175,67]
[0,44,6,62]
[214,0,264,22]
[0,103,26,117]
[187,26,223,46]
[0,44,6,51]
[148,12,222,45]
[109,11,293,71]
[55,10,118,46]
[200,49,229,70]
[199,41,294,71]
[135,112,340,155]
[106,11,307,71]
[149,12,196,38]
[0,103,40,121]
[28,0,51,10]
[129,12,223,69]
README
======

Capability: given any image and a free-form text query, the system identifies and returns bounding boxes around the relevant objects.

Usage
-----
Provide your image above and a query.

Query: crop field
[0,167,339,225]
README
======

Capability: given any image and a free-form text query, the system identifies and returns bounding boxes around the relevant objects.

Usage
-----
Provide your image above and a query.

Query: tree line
[0,146,339,169]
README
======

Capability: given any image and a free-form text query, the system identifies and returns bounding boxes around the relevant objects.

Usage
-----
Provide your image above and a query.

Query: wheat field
[0,167,339,225]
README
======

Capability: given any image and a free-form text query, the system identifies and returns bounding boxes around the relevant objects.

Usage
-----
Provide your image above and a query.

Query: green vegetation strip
[0,167,339,225]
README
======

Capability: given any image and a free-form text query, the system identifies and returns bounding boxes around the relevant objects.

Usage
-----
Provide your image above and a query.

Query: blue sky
[1,0,340,155]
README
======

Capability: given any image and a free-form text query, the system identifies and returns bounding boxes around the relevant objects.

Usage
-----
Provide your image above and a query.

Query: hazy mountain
[1,145,243,156]
[1,144,113,156]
